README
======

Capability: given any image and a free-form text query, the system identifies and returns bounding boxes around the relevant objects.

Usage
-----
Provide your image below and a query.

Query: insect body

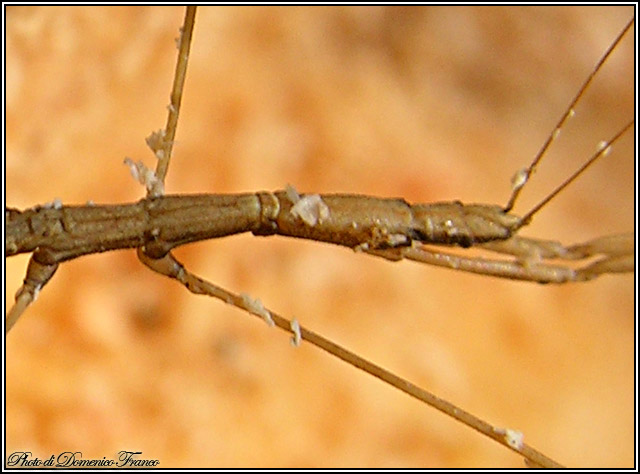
[6,193,520,261]
[5,7,634,467]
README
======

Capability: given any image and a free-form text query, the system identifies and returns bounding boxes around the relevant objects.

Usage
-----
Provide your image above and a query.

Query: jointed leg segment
[5,7,633,468]
[368,232,634,283]
[6,255,59,333]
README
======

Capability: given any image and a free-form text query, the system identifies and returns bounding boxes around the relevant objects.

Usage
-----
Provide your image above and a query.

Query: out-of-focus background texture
[6,6,634,468]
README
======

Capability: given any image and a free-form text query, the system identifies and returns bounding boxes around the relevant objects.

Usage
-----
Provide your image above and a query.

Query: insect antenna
[504,17,634,214]
[515,119,634,230]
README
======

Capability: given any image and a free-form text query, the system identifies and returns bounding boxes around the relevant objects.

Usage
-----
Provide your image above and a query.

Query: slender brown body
[5,192,520,264]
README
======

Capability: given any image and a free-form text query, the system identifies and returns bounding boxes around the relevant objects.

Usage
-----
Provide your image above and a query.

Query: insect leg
[6,252,59,333]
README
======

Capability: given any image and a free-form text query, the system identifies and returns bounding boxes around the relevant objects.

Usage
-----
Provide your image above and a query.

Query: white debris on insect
[552,127,561,140]
[290,193,330,226]
[167,103,177,114]
[568,108,576,118]
[146,129,166,157]
[290,318,301,347]
[354,242,369,252]
[124,157,165,197]
[597,140,612,157]
[505,429,524,450]
[510,167,528,192]
[285,183,301,204]
[40,198,63,210]
[443,219,458,238]
[124,157,141,181]
[241,293,275,327]
[387,234,408,247]
[86,200,95,206]
[494,427,524,450]
[32,285,41,303]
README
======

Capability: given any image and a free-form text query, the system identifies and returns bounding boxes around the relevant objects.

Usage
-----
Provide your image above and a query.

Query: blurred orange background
[6,6,634,468]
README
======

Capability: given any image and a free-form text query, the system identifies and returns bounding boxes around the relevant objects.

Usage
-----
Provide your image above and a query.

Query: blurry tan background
[5,6,634,468]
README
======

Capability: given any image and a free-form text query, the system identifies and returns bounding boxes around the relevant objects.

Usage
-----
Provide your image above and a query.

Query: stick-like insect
[5,6,634,467]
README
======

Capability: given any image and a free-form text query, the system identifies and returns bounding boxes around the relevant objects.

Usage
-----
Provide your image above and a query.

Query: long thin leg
[137,247,564,468]
[367,232,634,283]
[150,6,197,187]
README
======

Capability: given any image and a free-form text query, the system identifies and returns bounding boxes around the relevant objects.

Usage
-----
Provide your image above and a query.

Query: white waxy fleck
[241,293,275,327]
[124,157,140,181]
[290,318,301,347]
[597,140,612,157]
[504,429,524,450]
[124,157,165,197]
[510,168,528,192]
[39,199,63,210]
[387,234,408,246]
[285,183,300,204]
[32,285,41,302]
[291,194,330,226]
[552,127,561,140]
[354,242,369,252]
[145,129,167,156]
[146,129,165,147]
